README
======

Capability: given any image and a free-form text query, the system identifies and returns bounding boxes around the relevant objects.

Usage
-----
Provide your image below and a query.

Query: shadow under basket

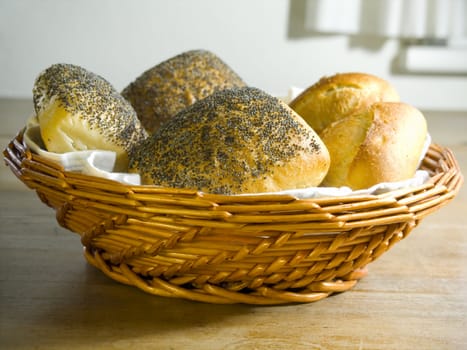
[4,129,464,305]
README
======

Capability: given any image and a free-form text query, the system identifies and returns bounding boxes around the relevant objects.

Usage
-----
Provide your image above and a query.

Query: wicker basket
[4,129,463,304]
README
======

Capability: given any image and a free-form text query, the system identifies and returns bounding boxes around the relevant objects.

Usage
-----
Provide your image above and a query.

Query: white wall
[1,0,466,111]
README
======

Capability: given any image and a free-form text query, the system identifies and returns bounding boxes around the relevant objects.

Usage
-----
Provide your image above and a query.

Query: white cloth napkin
[24,118,141,185]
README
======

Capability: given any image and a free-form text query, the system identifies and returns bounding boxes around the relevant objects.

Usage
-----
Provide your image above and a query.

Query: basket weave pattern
[4,129,463,304]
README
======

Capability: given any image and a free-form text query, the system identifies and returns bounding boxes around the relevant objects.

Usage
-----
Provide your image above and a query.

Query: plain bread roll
[289,72,400,134]
[319,102,428,189]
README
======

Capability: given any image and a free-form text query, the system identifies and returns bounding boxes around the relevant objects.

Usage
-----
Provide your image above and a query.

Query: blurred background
[1,0,466,188]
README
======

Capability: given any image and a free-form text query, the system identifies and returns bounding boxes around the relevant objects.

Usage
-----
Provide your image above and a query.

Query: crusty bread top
[129,87,330,194]
[289,72,400,134]
[122,50,246,134]
[320,102,428,189]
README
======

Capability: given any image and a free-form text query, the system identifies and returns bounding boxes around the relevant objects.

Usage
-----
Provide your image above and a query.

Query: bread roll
[122,50,246,134]
[289,73,400,134]
[129,87,330,195]
[33,63,148,171]
[319,102,428,189]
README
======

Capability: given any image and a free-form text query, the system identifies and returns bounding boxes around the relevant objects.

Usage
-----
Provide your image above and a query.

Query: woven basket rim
[5,127,463,200]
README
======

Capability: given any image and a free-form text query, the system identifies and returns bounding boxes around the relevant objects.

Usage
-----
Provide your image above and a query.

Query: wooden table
[1,110,466,349]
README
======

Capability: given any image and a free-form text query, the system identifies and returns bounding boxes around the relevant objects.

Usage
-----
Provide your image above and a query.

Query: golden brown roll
[122,50,246,134]
[33,63,148,171]
[129,87,330,195]
[319,102,428,189]
[289,72,400,134]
